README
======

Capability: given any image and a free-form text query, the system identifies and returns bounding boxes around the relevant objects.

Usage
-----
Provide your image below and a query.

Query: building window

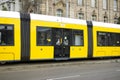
[104,16,108,22]
[97,32,120,46]
[37,27,52,46]
[114,17,118,24]
[91,0,97,7]
[78,0,83,6]
[114,0,118,11]
[2,5,8,11]
[0,24,14,46]
[56,9,63,17]
[78,13,84,19]
[72,30,84,46]
[91,15,97,21]
[103,0,108,9]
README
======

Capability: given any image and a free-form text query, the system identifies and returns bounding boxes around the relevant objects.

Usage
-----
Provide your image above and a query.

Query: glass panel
[72,30,83,46]
[7,26,13,30]
[78,0,83,6]
[37,27,52,46]
[0,25,14,46]
[54,29,62,46]
[103,0,107,9]
[0,25,5,30]
[116,34,120,46]
[56,9,63,17]
[111,33,120,46]
[97,32,107,46]
[97,32,120,46]
[91,0,96,7]
[63,29,70,46]
[114,0,118,11]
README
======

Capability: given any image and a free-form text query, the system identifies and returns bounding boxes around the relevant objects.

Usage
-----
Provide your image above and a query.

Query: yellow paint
[0,53,14,61]
[93,26,120,57]
[70,46,87,58]
[0,18,21,61]
[30,46,54,60]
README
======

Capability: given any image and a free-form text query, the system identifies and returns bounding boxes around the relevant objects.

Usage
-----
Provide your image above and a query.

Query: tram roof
[30,13,87,25]
[0,11,120,29]
[93,21,120,29]
[0,11,20,18]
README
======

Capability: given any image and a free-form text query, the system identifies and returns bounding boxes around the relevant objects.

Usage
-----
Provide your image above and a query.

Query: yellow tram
[0,11,120,63]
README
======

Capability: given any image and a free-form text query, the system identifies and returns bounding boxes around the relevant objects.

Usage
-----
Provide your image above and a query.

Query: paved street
[0,61,120,80]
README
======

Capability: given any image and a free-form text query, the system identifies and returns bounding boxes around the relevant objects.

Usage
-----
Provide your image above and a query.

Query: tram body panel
[93,26,120,57]
[30,20,58,60]
[0,18,21,61]
[70,24,88,58]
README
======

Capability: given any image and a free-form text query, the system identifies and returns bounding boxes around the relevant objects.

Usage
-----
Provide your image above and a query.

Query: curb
[31,59,120,68]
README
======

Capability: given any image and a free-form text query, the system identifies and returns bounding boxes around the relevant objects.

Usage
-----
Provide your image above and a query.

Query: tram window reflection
[97,32,120,46]
[0,25,14,46]
[72,30,84,46]
[37,27,52,46]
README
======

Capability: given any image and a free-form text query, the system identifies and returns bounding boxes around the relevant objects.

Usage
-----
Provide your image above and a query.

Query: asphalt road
[0,62,120,80]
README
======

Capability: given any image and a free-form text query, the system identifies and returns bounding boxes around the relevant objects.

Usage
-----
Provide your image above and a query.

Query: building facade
[27,0,120,24]
[0,0,120,24]
[0,0,21,12]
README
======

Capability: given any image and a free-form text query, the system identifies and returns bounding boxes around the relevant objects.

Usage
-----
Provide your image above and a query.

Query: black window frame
[36,26,52,46]
[0,24,14,46]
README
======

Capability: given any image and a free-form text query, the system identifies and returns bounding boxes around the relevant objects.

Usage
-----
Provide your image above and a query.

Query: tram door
[54,29,71,59]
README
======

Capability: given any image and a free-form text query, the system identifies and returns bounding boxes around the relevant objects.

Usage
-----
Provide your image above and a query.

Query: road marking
[46,75,80,80]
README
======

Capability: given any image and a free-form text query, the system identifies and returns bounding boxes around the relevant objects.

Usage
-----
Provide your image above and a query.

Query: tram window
[97,32,120,46]
[37,27,52,46]
[97,32,108,46]
[0,25,14,46]
[116,34,120,46]
[54,29,62,46]
[72,30,84,46]
[111,33,120,46]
